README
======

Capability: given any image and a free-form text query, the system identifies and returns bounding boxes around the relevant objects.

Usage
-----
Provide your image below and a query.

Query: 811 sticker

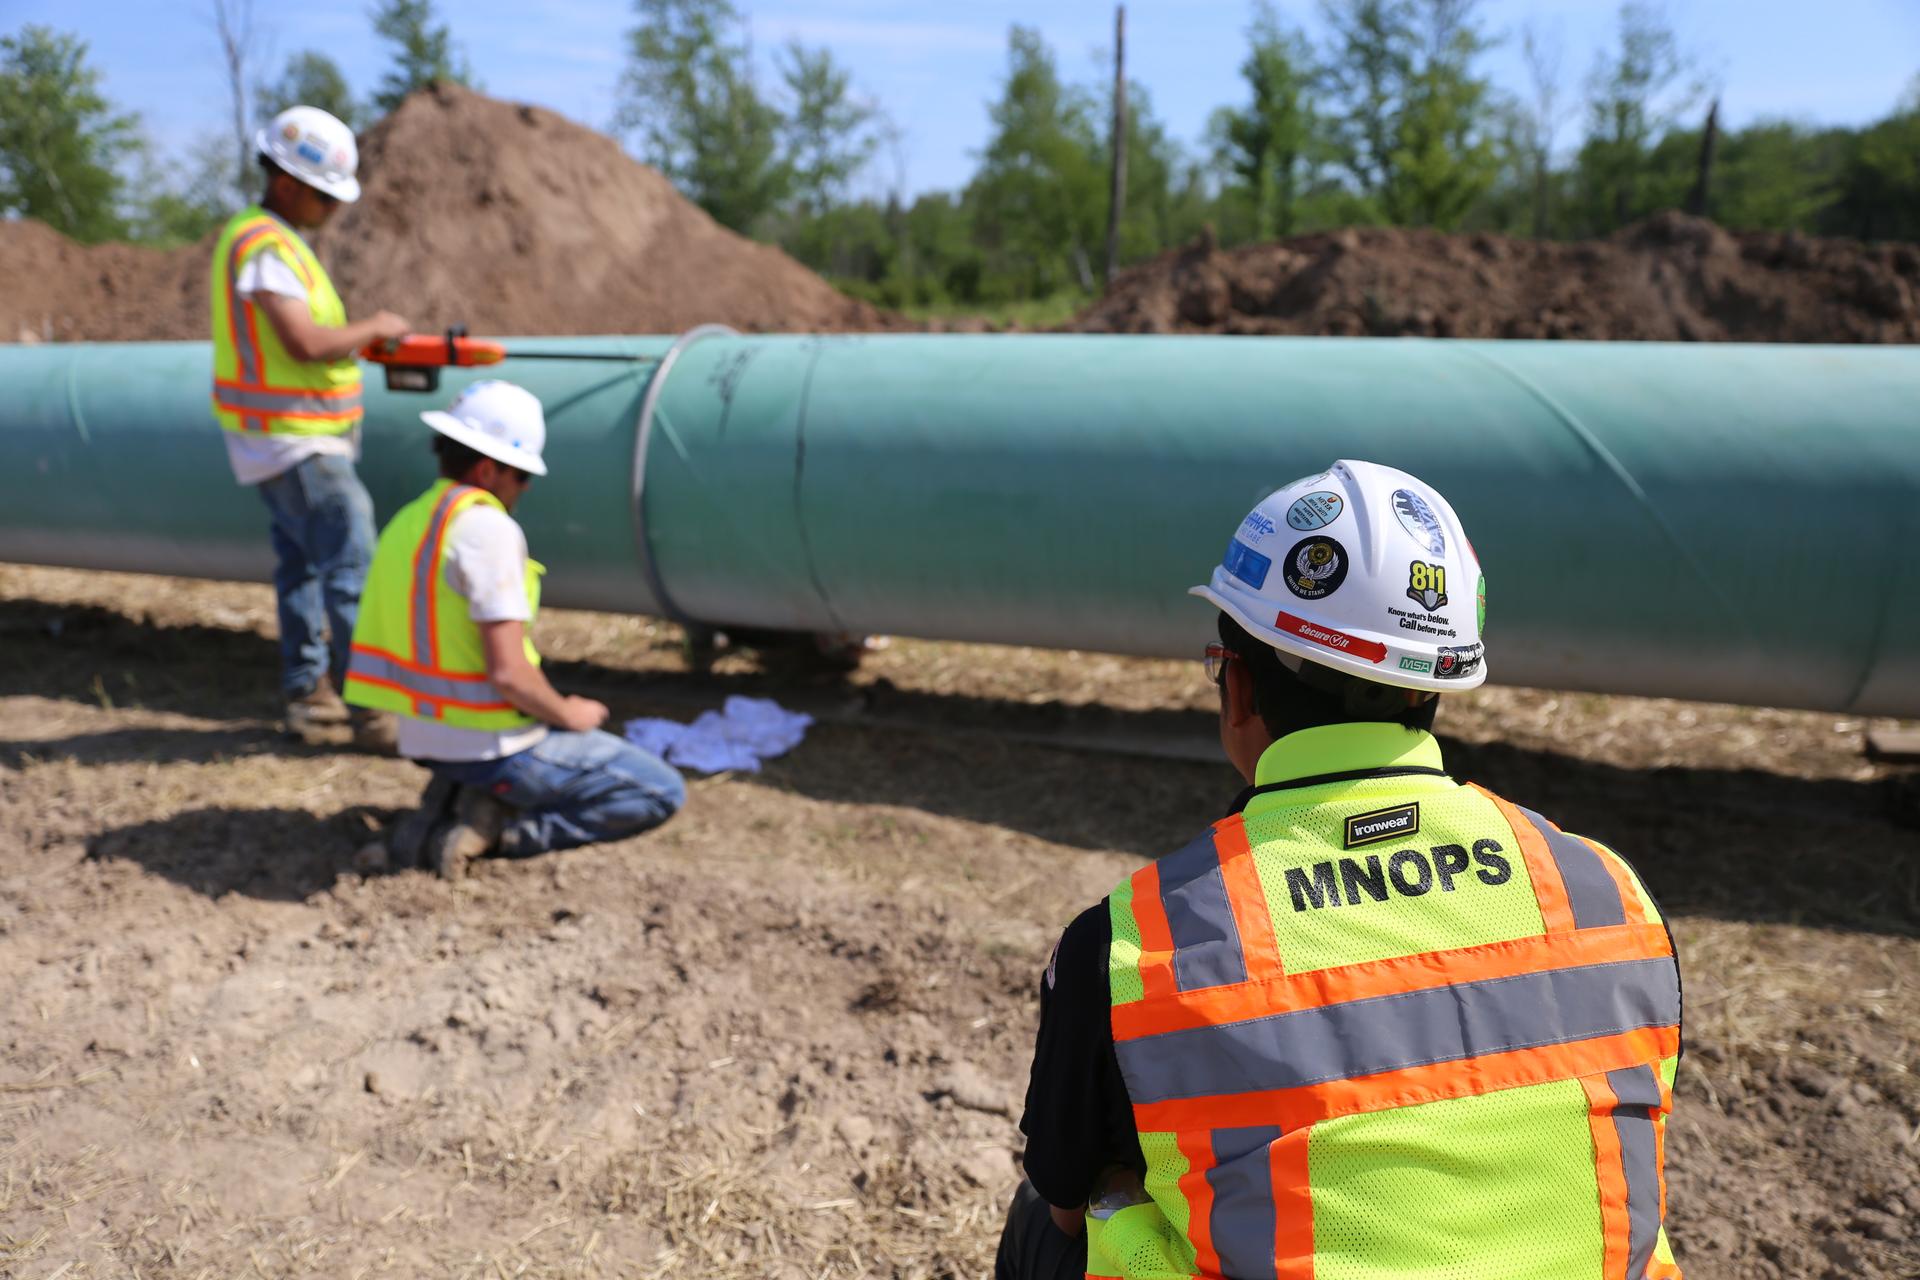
[1406,561,1448,611]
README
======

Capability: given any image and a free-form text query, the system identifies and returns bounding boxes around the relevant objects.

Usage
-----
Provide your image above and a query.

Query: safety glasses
[1203,641,1235,687]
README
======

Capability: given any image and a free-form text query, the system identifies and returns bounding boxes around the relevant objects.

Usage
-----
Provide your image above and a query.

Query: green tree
[1095,79,1187,262]
[258,50,361,129]
[1383,1,1499,228]
[370,0,472,113]
[1829,79,1920,241]
[0,26,138,242]
[967,26,1104,297]
[1317,0,1499,229]
[777,41,883,219]
[616,0,789,232]
[1573,2,1696,233]
[1208,3,1322,239]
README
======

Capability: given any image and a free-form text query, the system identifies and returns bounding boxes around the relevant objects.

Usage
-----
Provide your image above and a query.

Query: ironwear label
[1344,802,1420,848]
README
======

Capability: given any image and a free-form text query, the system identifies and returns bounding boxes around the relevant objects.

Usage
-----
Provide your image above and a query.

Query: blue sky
[11,0,1918,198]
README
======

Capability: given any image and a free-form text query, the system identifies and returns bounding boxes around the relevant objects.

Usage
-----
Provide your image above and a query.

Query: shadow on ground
[10,595,1916,935]
[85,804,403,902]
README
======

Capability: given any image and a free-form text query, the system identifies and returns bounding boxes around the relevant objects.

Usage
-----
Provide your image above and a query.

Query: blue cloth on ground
[622,695,814,774]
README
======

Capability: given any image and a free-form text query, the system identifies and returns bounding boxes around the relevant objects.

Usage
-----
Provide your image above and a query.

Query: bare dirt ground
[1,563,1916,1280]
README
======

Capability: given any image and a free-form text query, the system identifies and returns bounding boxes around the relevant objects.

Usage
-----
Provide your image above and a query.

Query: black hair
[1217,611,1439,740]
[434,432,528,482]
[433,433,488,478]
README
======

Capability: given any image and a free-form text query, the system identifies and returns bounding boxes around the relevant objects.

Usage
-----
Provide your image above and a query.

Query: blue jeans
[425,729,686,856]
[255,453,376,699]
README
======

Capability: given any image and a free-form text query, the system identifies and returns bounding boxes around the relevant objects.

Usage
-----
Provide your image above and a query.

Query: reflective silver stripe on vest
[346,647,507,708]
[213,384,363,416]
[1115,957,1681,1105]
[1512,803,1628,928]
[411,486,476,684]
[1207,1126,1280,1280]
[1607,1064,1664,1279]
[1159,831,1248,992]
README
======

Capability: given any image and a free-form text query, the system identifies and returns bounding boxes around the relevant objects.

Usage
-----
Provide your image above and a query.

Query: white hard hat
[421,381,549,477]
[1190,460,1487,692]
[255,105,360,203]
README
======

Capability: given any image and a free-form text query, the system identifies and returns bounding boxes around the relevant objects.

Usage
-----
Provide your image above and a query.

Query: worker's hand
[558,696,609,733]
[366,310,411,342]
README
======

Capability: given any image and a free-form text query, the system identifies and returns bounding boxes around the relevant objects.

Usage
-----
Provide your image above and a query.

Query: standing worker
[1000,461,1683,1280]
[343,380,686,878]
[209,105,409,749]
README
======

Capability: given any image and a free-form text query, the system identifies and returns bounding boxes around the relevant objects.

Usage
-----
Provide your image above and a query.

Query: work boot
[427,786,508,882]
[383,774,460,872]
[348,708,398,756]
[285,680,350,737]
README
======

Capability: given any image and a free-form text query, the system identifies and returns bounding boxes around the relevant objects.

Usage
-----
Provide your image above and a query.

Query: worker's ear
[1223,656,1260,730]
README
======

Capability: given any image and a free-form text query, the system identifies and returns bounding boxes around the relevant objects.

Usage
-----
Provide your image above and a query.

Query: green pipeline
[2,333,1915,716]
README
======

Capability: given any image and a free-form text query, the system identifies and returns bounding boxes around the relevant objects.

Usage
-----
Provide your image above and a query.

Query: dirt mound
[0,84,889,343]
[1074,213,1920,342]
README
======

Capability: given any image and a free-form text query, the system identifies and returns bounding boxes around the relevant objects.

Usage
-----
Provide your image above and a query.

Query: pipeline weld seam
[629,324,735,625]
[1454,342,1757,653]
[791,339,850,635]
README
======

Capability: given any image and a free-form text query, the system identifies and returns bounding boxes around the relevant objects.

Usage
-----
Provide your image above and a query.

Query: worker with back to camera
[342,380,687,879]
[998,460,1684,1280]
[209,104,410,751]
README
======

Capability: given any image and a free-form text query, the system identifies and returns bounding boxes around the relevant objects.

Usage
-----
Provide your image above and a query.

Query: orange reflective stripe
[1271,1129,1314,1280]
[1475,784,1577,932]
[1586,837,1651,924]
[1213,815,1285,981]
[1130,1023,1680,1134]
[349,641,497,684]
[1112,922,1673,1041]
[1174,1130,1223,1276]
[1131,862,1180,1001]
[1582,1074,1634,1279]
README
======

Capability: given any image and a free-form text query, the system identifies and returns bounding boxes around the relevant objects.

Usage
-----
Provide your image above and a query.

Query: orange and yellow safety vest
[207,205,363,436]
[1090,723,1682,1280]
[342,480,543,731]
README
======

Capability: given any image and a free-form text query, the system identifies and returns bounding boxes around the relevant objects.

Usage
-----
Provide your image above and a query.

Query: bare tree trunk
[1104,4,1127,292]
[212,0,256,199]
[1687,98,1720,218]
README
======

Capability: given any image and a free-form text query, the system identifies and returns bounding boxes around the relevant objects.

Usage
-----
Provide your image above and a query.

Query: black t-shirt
[1017,899,1142,1210]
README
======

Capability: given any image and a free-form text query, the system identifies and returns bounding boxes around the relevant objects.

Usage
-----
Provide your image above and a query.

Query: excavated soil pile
[1075,214,1920,342]
[0,84,888,342]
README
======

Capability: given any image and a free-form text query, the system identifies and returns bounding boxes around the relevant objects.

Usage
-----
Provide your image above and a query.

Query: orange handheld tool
[362,326,655,392]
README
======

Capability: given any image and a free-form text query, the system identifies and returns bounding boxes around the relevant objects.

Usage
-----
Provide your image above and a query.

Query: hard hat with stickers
[256,106,361,204]
[1190,459,1488,692]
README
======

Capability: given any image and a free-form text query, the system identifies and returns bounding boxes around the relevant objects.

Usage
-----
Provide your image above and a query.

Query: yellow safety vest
[208,205,363,436]
[1090,723,1682,1280]
[342,480,544,731]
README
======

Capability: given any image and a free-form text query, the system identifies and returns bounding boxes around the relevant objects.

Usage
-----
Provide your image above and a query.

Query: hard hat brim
[1187,581,1487,693]
[420,410,550,477]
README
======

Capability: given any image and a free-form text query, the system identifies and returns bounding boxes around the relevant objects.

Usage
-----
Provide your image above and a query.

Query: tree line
[3,0,1916,316]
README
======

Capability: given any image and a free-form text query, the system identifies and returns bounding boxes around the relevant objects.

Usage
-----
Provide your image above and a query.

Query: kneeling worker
[343,381,686,877]
[1001,460,1682,1280]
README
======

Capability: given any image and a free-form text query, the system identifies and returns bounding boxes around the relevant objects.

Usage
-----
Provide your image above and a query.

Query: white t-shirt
[222,249,359,486]
[396,504,550,763]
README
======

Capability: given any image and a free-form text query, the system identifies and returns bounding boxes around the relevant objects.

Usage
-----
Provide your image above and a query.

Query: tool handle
[360,334,507,368]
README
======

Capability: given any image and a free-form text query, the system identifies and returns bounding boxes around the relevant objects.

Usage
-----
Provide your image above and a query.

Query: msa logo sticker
[1399,655,1433,673]
[1345,803,1419,848]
